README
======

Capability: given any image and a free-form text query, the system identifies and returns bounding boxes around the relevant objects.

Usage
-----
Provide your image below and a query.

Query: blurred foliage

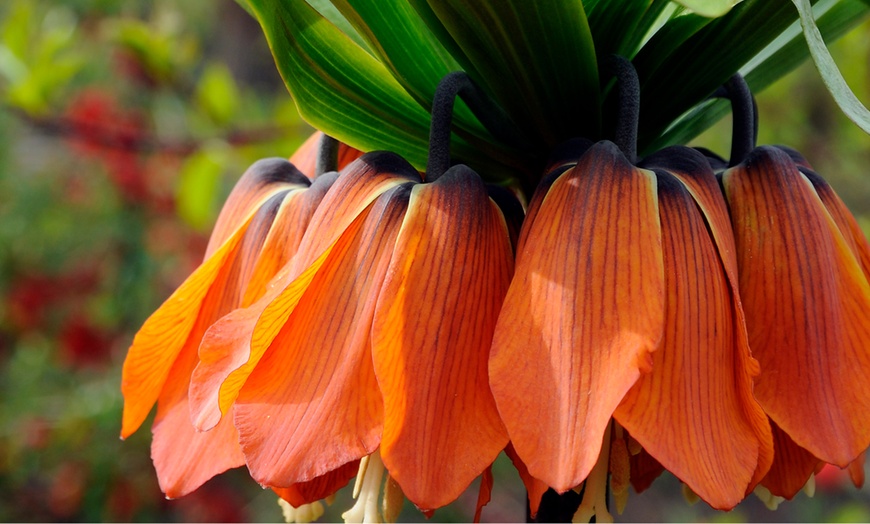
[0,0,868,522]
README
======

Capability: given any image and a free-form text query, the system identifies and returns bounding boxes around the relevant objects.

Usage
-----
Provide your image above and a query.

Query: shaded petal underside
[760,422,820,499]
[490,141,665,492]
[723,146,870,466]
[272,460,359,508]
[372,166,512,510]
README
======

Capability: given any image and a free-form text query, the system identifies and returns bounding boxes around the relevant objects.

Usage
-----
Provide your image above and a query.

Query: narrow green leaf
[587,0,672,59]
[635,0,811,151]
[672,0,737,17]
[792,0,870,133]
[646,0,869,151]
[305,0,372,53]
[327,0,492,140]
[247,0,432,168]
[425,0,601,145]
[245,0,522,182]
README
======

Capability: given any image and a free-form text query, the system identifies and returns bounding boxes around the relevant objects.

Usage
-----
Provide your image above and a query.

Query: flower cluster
[121,68,870,523]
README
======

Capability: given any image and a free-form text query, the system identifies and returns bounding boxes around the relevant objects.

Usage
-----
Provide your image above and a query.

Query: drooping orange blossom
[721,145,870,499]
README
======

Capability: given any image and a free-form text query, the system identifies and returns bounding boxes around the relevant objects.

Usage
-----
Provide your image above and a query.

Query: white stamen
[278,498,325,523]
[343,451,386,524]
[803,473,816,498]
[573,423,615,523]
[753,484,785,510]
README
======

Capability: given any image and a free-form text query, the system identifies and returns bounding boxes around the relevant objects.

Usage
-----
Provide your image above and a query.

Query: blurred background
[0,0,868,521]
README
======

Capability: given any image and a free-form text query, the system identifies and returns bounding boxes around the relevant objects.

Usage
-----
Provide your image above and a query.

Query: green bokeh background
[0,1,868,521]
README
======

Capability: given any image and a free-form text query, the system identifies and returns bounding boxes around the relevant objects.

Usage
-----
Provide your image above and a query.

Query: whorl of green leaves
[239,0,869,186]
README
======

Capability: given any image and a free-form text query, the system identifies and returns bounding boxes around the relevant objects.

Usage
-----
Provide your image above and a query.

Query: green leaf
[245,0,520,182]
[328,0,489,138]
[247,0,432,168]
[648,0,870,150]
[587,0,672,59]
[672,0,737,17]
[305,0,372,52]
[635,0,816,152]
[792,0,870,133]
[424,0,601,145]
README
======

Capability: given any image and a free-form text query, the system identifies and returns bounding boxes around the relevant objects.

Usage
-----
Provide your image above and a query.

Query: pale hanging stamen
[343,451,386,523]
[382,473,405,523]
[753,484,785,510]
[278,499,325,523]
[573,422,615,523]
[609,422,631,515]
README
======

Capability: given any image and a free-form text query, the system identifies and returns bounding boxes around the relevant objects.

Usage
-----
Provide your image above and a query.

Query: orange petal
[206,158,309,257]
[189,176,337,431]
[289,132,365,179]
[474,467,494,523]
[272,460,359,508]
[151,333,245,498]
[723,146,870,466]
[372,165,512,510]
[235,186,412,486]
[614,170,772,510]
[629,448,665,494]
[288,132,321,178]
[848,451,866,489]
[241,174,337,307]
[505,444,548,519]
[760,422,820,499]
[146,193,294,494]
[189,154,419,431]
[801,166,870,282]
[490,141,664,492]
[641,147,774,488]
[121,191,289,438]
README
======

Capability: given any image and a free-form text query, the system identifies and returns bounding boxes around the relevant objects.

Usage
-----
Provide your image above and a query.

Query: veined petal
[147,192,292,494]
[241,173,337,307]
[272,460,359,508]
[639,147,774,490]
[290,152,421,273]
[723,146,870,466]
[235,186,412,486]
[206,159,309,257]
[189,174,336,430]
[801,166,870,281]
[121,190,290,438]
[490,141,665,492]
[516,138,592,256]
[614,171,771,510]
[372,165,512,510]
[189,154,420,432]
[151,332,246,498]
[760,423,820,499]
